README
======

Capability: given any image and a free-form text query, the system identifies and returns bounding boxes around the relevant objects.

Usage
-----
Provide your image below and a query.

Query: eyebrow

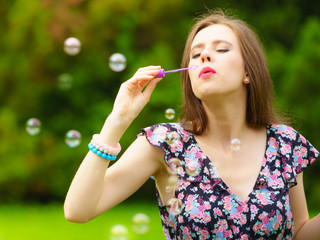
[191,40,233,52]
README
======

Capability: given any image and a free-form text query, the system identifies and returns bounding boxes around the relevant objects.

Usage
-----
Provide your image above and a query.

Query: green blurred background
[0,0,320,239]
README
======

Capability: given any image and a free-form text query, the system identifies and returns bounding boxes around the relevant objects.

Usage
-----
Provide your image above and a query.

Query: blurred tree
[277,17,320,210]
[0,0,319,209]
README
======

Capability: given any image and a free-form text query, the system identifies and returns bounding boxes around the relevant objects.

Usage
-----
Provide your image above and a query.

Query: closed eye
[192,53,201,59]
[217,49,229,53]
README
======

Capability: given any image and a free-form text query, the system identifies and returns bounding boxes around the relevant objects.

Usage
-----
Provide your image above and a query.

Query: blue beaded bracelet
[88,143,117,161]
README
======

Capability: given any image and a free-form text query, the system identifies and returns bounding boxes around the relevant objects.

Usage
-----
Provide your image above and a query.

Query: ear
[243,74,250,84]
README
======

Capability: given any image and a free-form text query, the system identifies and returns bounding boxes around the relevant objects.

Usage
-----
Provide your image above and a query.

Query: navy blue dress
[141,123,318,239]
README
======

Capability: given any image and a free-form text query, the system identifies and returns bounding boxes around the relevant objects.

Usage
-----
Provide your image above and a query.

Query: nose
[200,49,214,63]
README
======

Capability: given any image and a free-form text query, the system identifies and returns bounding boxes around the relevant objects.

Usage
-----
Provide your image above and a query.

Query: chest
[210,151,265,202]
[160,175,292,239]
[196,135,267,202]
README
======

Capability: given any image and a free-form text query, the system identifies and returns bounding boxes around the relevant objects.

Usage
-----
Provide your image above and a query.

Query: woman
[64,10,320,239]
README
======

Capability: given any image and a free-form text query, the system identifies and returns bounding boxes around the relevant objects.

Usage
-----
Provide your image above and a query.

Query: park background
[0,0,320,239]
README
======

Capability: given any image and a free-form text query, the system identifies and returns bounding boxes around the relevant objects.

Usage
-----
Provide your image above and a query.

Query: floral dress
[140,123,319,240]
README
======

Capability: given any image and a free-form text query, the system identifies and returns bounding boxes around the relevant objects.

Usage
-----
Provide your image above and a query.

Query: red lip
[199,66,216,78]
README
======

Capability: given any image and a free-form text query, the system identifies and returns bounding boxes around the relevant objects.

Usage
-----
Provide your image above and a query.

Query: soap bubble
[230,138,241,151]
[165,185,176,193]
[165,108,175,120]
[186,161,201,177]
[26,118,41,135]
[166,198,183,216]
[166,131,180,146]
[165,174,179,193]
[168,174,179,185]
[109,53,127,72]
[65,130,81,148]
[57,73,73,90]
[167,158,182,173]
[132,213,150,234]
[63,37,81,56]
[109,224,128,240]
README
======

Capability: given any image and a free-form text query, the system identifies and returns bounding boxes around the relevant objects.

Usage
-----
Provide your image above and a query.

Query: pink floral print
[141,123,318,239]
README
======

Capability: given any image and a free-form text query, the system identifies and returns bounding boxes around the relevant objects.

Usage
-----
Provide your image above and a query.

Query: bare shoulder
[133,134,165,165]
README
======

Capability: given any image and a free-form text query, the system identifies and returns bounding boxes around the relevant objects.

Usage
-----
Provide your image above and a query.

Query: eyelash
[217,49,229,53]
[191,49,229,59]
[192,53,201,59]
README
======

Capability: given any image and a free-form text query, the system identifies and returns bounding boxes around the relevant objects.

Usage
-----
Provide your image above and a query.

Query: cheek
[189,78,205,100]
[188,77,197,94]
[188,69,198,82]
[228,54,245,72]
[219,56,245,82]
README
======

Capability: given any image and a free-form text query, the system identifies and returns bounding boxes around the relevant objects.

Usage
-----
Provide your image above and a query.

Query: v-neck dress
[140,123,318,240]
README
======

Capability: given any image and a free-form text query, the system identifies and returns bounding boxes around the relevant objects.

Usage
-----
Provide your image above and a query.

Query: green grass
[0,202,317,240]
[0,202,164,240]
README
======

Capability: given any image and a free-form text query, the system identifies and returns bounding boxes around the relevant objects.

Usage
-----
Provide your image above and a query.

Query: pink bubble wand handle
[156,65,199,78]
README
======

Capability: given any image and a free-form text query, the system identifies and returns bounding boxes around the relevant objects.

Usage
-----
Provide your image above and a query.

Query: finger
[129,75,154,84]
[135,69,161,76]
[126,66,161,88]
[136,66,161,72]
[126,75,154,91]
[134,70,161,79]
[135,66,161,75]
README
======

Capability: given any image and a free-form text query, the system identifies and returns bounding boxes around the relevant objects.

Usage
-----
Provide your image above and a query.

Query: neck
[200,94,249,150]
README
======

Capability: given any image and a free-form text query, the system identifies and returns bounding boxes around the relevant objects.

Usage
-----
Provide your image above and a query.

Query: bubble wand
[156,65,199,78]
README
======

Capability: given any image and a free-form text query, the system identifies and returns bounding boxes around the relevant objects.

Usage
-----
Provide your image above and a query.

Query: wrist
[107,111,136,130]
[88,134,121,161]
[99,112,132,144]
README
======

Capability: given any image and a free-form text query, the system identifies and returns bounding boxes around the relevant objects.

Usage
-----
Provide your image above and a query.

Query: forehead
[191,24,239,48]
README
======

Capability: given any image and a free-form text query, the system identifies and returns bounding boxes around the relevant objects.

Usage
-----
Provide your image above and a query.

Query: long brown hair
[180,9,280,135]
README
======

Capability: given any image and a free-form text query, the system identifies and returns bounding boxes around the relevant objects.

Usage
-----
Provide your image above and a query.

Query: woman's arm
[64,66,163,222]
[290,173,320,240]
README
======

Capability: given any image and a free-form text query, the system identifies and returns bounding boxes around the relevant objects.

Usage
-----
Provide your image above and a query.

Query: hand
[111,66,162,125]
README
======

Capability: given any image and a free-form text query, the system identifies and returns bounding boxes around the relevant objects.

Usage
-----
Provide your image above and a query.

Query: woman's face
[188,24,247,101]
